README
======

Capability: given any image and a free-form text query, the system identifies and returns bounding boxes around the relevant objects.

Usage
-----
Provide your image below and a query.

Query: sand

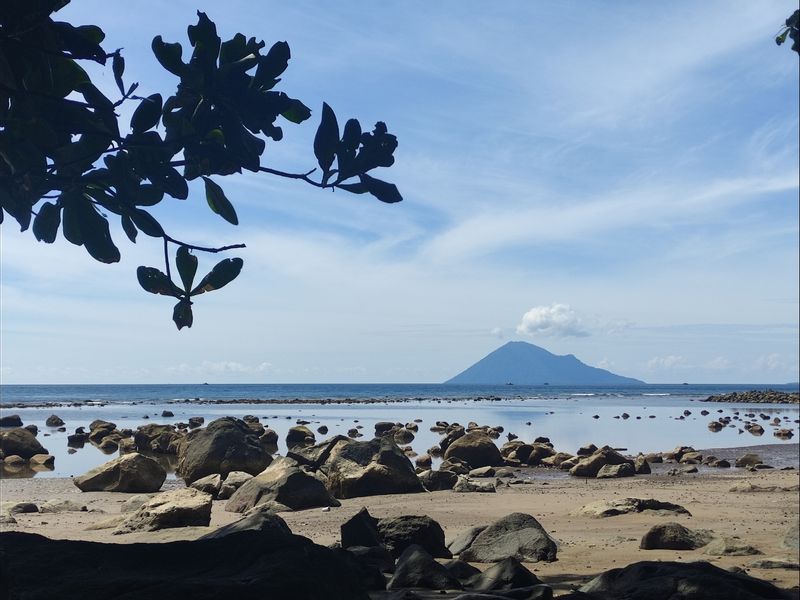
[2,461,799,596]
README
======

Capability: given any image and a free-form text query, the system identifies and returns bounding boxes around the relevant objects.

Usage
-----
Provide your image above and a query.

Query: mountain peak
[445,341,644,385]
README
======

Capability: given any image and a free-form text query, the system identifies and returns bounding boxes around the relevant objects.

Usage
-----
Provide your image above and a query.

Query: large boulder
[468,557,542,592]
[579,560,786,600]
[704,537,762,556]
[322,436,424,499]
[134,423,183,454]
[0,428,48,459]
[176,417,272,485]
[597,463,635,479]
[341,507,382,549]
[377,515,451,559]
[200,506,292,540]
[73,453,166,493]
[0,529,370,599]
[448,525,487,555]
[225,457,340,513]
[0,415,23,427]
[459,513,557,563]
[387,544,462,591]
[570,447,633,478]
[640,523,713,550]
[286,425,316,448]
[419,469,458,491]
[443,431,502,468]
[114,488,213,534]
[576,498,691,518]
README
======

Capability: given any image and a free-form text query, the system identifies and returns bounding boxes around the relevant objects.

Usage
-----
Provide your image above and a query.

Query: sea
[1,383,798,478]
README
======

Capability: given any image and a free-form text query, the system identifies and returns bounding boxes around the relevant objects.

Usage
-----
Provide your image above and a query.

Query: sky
[1,1,798,385]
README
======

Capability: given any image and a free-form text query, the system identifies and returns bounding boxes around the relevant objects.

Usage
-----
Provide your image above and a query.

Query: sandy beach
[2,446,798,596]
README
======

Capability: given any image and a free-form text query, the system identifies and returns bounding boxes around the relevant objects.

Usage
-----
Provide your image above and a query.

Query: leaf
[151,167,189,199]
[32,202,61,243]
[75,195,121,263]
[255,41,290,86]
[130,94,162,133]
[173,299,194,330]
[281,98,312,124]
[137,266,183,297]
[337,182,368,194]
[776,30,789,46]
[191,257,243,295]
[112,52,125,95]
[176,246,198,291]
[359,174,403,203]
[121,214,137,243]
[129,208,164,237]
[313,102,339,173]
[202,176,238,225]
[151,36,186,77]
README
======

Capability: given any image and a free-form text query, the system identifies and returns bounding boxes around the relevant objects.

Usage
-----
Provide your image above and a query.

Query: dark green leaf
[173,299,194,330]
[202,176,238,225]
[129,208,164,237]
[137,266,182,296]
[219,33,248,65]
[314,102,339,173]
[135,185,164,207]
[254,41,290,86]
[151,36,186,77]
[359,174,403,203]
[151,167,189,199]
[76,195,120,263]
[191,257,243,295]
[282,98,312,124]
[112,52,125,95]
[32,202,61,243]
[121,214,137,243]
[130,94,162,133]
[337,182,368,194]
[61,193,83,246]
[176,246,198,291]
[776,30,789,46]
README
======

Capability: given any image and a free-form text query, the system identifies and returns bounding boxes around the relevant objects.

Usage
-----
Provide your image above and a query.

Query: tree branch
[163,235,246,254]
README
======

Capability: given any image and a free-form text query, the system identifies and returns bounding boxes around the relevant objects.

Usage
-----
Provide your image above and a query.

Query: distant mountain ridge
[445,341,644,385]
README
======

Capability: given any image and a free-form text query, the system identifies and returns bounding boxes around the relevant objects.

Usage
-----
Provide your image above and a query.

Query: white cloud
[490,327,505,339]
[706,356,731,370]
[647,355,688,370]
[755,353,785,372]
[516,304,589,338]
[166,361,273,375]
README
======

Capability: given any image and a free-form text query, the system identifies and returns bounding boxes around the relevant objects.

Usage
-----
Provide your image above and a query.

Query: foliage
[0,1,401,329]
[775,10,799,54]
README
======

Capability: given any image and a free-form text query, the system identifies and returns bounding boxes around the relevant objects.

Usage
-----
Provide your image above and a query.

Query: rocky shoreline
[703,390,800,404]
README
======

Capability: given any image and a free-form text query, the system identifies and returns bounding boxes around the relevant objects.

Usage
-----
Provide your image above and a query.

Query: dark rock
[597,463,635,478]
[468,557,542,591]
[453,476,496,493]
[286,425,316,448]
[67,433,86,447]
[448,525,487,555]
[225,457,340,513]
[0,428,48,459]
[0,414,23,427]
[45,415,64,427]
[176,417,272,485]
[0,529,370,599]
[317,425,329,435]
[188,416,204,429]
[134,423,183,454]
[387,544,462,590]
[217,471,253,500]
[444,558,481,582]
[459,513,557,563]
[577,498,691,518]
[161,410,174,418]
[640,522,713,550]
[634,455,651,474]
[73,453,166,493]
[579,559,786,600]
[378,515,451,559]
[200,507,292,540]
[735,453,762,468]
[341,507,382,549]
[419,469,458,491]
[444,431,503,468]
[23,424,38,436]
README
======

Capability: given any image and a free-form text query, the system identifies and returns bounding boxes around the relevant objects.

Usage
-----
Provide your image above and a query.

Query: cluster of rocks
[703,390,799,404]
[0,425,55,473]
[1,498,87,526]
[704,407,796,439]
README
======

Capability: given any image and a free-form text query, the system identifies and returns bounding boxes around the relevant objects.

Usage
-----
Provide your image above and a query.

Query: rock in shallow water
[73,453,166,493]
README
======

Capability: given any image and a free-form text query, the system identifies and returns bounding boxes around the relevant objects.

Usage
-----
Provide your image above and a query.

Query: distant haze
[446,341,645,385]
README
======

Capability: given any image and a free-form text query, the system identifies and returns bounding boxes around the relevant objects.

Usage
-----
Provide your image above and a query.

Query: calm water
[1,383,797,478]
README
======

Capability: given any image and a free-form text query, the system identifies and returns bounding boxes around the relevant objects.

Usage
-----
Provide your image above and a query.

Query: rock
[0,515,17,526]
[448,525,488,555]
[176,417,272,485]
[120,494,153,513]
[190,473,223,497]
[225,456,340,513]
[1,502,38,515]
[444,431,502,468]
[468,556,542,591]
[387,544,462,590]
[576,498,690,518]
[747,558,800,570]
[469,466,496,478]
[394,428,415,445]
[261,428,279,446]
[73,453,166,493]
[0,428,48,459]
[214,470,253,500]
[459,513,557,563]
[45,415,64,427]
[443,558,482,583]
[729,481,800,493]
[704,537,762,556]
[187,416,204,429]
[286,425,316,448]
[39,500,87,514]
[773,428,794,440]
[134,423,183,454]
[378,515,451,559]
[0,415,23,427]
[415,454,432,469]
[344,544,396,581]
[114,488,212,534]
[0,528,370,599]
[634,455,651,474]
[576,443,598,456]
[441,457,471,475]
[596,463,635,479]
[639,522,713,550]
[418,469,457,492]
[87,420,117,443]
[539,452,573,467]
[67,433,87,447]
[734,453,762,468]
[161,410,174,418]
[200,506,292,540]
[323,436,424,499]
[29,454,55,467]
[707,421,724,432]
[341,507,382,549]
[784,522,799,550]
[569,447,633,478]
[708,459,731,468]
[3,454,25,466]
[579,560,788,600]
[97,437,119,453]
[23,424,38,436]
[453,476,496,493]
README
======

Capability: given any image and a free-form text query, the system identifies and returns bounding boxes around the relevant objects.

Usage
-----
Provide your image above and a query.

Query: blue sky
[1,1,798,384]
